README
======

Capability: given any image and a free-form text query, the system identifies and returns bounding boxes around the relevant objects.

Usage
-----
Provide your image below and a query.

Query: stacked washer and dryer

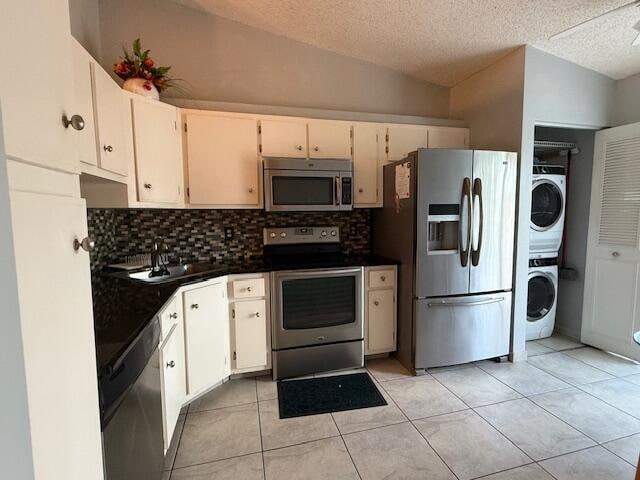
[527,165,566,340]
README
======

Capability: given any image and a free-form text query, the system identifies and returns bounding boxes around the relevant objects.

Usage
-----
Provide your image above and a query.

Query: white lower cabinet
[183,281,230,396]
[160,321,186,452]
[364,266,397,355]
[228,275,270,373]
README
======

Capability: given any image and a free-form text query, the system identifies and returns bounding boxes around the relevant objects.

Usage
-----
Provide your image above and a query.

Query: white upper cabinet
[132,97,182,204]
[71,39,98,167]
[0,1,77,173]
[307,121,352,159]
[428,126,469,149]
[91,64,129,175]
[260,119,307,158]
[386,124,430,162]
[353,123,382,207]
[185,114,260,207]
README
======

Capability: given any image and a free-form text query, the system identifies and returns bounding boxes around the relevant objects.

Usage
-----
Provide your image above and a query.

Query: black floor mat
[277,372,387,419]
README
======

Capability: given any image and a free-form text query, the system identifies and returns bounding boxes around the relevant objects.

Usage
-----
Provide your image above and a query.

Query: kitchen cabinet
[91,63,129,176]
[386,125,429,162]
[0,1,78,174]
[260,119,308,158]
[7,166,104,478]
[428,126,469,149]
[159,321,186,452]
[183,281,230,396]
[228,275,270,373]
[307,121,352,159]
[71,39,98,167]
[353,123,383,207]
[185,114,260,207]
[132,97,182,204]
[364,266,397,355]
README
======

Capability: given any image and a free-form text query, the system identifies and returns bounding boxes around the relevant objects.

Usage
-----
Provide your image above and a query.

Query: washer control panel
[263,226,340,245]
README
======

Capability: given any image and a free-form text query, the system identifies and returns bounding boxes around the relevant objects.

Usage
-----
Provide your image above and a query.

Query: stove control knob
[280,232,287,238]
[331,230,337,236]
[321,230,327,237]
[269,232,276,238]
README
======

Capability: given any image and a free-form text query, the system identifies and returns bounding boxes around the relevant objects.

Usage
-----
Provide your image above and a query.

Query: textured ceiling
[172,0,640,86]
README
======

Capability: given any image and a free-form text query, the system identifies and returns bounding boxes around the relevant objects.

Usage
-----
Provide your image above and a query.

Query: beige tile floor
[164,334,640,479]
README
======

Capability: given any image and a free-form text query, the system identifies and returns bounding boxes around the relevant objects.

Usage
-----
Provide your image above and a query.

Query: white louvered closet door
[582,122,640,361]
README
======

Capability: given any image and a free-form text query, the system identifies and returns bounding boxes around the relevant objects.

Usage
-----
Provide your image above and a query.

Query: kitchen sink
[124,263,224,284]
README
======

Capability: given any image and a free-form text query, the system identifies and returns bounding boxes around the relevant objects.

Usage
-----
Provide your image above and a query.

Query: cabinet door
[232,300,268,370]
[183,283,229,395]
[428,127,468,149]
[0,1,78,173]
[132,98,181,204]
[71,39,98,167]
[10,191,104,478]
[260,120,307,158]
[91,64,128,175]
[308,121,352,159]
[160,323,186,451]
[387,125,429,162]
[353,123,380,206]
[366,289,395,354]
[186,115,259,206]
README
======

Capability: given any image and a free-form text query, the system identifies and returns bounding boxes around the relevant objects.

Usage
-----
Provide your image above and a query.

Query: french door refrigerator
[373,148,517,371]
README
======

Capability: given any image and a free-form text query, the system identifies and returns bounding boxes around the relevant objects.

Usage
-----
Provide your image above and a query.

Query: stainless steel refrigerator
[373,148,517,372]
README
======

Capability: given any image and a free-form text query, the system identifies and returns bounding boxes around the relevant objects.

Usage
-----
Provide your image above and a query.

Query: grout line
[171,451,263,473]
[331,412,362,480]
[600,435,640,467]
[407,421,461,480]
[573,381,640,421]
[167,413,187,473]
[468,461,538,480]
[255,380,266,480]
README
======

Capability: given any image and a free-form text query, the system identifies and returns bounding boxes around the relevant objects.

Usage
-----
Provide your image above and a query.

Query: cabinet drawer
[232,278,265,299]
[160,296,180,339]
[368,269,394,288]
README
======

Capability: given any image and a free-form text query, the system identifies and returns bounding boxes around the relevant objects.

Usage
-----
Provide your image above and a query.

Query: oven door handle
[335,176,341,205]
[272,267,363,278]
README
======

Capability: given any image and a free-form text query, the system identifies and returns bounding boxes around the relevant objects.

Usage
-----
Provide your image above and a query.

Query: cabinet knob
[380,275,386,282]
[62,114,85,131]
[374,300,380,306]
[358,188,364,193]
[166,360,175,368]
[191,303,199,309]
[73,236,95,252]
[296,145,303,151]
[612,251,620,257]
[248,187,254,193]
[103,145,113,152]
[255,312,260,318]
[313,146,319,152]
[169,312,178,319]
[144,183,152,189]
[246,286,252,292]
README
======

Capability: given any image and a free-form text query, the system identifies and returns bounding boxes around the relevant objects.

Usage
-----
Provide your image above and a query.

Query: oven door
[264,169,352,211]
[271,267,363,350]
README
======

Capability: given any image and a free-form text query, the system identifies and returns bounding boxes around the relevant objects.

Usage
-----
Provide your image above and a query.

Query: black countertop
[92,255,397,378]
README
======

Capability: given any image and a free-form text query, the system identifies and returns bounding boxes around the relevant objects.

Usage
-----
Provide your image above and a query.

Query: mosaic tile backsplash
[87,208,373,273]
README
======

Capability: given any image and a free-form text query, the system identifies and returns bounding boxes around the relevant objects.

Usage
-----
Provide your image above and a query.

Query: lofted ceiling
[172,0,640,87]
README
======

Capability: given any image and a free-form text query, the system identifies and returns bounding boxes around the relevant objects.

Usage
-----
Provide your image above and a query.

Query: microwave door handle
[335,176,341,205]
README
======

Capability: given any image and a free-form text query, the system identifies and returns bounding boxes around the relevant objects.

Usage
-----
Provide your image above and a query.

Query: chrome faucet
[149,237,169,277]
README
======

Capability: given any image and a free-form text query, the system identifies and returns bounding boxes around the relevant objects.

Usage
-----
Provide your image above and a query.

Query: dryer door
[531,180,563,231]
[527,272,556,322]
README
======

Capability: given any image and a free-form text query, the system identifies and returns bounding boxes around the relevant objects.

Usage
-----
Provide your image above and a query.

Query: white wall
[450,47,526,359]
[68,0,102,61]
[613,73,640,126]
[0,106,35,480]
[97,0,450,118]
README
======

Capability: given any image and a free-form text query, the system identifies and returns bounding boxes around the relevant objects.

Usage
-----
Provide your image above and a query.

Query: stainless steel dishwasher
[100,317,163,480]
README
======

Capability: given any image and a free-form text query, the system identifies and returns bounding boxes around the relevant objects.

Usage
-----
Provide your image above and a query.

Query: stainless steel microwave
[263,158,353,211]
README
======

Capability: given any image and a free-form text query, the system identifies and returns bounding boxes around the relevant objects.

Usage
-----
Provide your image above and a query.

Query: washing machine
[530,165,566,257]
[526,255,558,341]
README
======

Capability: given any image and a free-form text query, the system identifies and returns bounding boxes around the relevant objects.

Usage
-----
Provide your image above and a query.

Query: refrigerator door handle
[459,177,472,267]
[427,297,504,307]
[471,178,484,266]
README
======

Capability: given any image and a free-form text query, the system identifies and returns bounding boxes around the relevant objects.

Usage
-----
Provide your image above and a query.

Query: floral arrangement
[113,38,175,92]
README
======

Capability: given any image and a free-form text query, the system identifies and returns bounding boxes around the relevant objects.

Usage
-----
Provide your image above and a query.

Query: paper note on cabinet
[395,162,410,199]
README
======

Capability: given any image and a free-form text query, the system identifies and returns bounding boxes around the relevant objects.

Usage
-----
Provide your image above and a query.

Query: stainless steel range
[265,226,364,380]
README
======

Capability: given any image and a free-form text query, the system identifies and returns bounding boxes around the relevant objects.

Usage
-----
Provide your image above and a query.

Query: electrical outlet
[224,227,234,240]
